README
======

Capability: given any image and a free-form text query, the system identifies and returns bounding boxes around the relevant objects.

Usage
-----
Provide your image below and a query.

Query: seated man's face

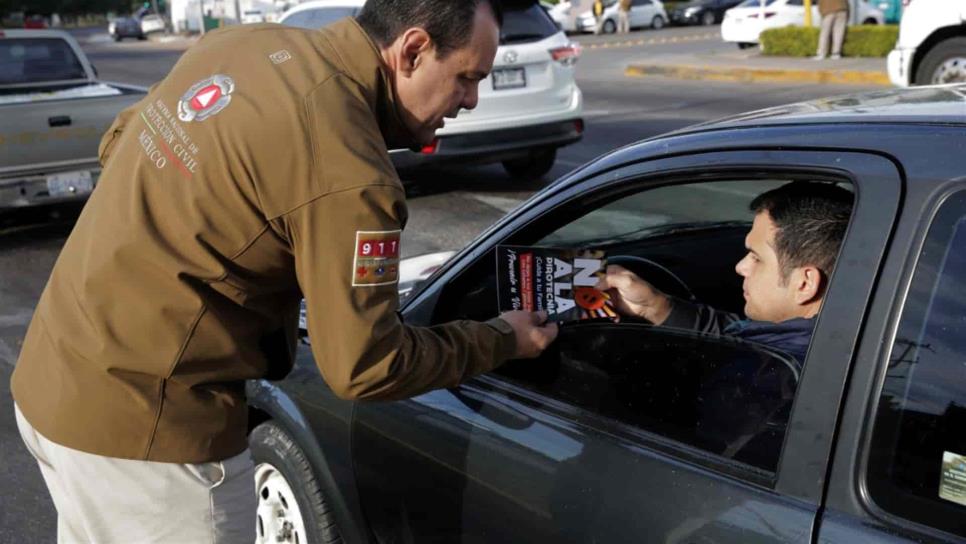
[734,211,803,323]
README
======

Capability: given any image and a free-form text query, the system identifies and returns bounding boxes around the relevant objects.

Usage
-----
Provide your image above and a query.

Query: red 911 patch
[352,230,401,287]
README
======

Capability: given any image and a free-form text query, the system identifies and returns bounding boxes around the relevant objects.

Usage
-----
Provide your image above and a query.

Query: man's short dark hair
[357,0,503,58]
[750,181,854,282]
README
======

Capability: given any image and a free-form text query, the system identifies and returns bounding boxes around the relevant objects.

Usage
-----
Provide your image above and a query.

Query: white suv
[279,0,584,180]
[887,0,966,86]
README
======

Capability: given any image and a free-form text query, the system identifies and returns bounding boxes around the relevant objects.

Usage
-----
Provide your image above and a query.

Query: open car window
[432,176,855,477]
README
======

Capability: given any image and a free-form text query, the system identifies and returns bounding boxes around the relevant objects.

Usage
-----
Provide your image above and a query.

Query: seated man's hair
[750,181,854,283]
[357,0,504,58]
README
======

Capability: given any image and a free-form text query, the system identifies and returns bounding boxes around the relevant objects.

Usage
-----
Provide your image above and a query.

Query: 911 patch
[352,230,401,287]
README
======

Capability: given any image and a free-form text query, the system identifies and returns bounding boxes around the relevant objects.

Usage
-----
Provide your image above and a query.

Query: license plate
[492,68,526,90]
[46,170,93,198]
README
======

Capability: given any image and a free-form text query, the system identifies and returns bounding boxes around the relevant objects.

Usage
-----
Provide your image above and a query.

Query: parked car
[875,0,903,24]
[241,9,267,23]
[108,16,146,41]
[577,0,668,33]
[247,84,966,544]
[542,0,578,32]
[139,13,166,35]
[280,0,583,180]
[722,0,884,48]
[887,0,966,86]
[669,0,744,25]
[0,30,147,212]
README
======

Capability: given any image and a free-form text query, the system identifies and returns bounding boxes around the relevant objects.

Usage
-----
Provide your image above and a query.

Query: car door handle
[48,116,72,127]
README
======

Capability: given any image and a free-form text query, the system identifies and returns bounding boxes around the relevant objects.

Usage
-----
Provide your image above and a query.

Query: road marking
[468,194,525,213]
[581,32,716,50]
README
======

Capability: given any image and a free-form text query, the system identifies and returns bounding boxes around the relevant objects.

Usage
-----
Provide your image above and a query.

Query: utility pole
[199,0,206,35]
[804,0,813,27]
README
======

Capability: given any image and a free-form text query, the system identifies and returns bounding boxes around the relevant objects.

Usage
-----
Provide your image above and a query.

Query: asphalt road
[0,24,882,541]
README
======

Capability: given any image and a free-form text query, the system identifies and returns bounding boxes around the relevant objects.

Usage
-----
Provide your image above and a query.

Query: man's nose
[735,257,748,277]
[462,84,479,111]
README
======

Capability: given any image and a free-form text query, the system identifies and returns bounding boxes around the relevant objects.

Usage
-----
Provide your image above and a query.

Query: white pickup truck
[887,0,966,86]
[0,29,146,212]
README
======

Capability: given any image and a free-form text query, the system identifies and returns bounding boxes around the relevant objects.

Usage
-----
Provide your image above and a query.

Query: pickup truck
[0,29,146,212]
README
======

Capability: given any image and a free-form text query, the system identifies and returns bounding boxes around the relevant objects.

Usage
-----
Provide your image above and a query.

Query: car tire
[137,34,147,40]
[503,148,556,181]
[737,42,756,49]
[250,421,343,544]
[113,34,122,42]
[701,11,715,26]
[914,37,966,86]
[651,15,665,29]
[862,17,877,24]
[602,18,616,34]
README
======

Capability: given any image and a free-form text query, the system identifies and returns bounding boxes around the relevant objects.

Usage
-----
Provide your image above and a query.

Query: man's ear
[794,266,823,305]
[396,27,433,75]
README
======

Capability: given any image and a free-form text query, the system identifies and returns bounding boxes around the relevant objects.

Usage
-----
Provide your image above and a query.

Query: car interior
[428,175,854,474]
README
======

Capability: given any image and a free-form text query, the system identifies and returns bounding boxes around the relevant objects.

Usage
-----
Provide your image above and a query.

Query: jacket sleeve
[661,297,741,335]
[279,75,516,401]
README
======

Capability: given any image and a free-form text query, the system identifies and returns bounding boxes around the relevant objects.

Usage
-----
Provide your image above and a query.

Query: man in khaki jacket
[618,0,632,34]
[11,0,558,541]
[815,0,849,59]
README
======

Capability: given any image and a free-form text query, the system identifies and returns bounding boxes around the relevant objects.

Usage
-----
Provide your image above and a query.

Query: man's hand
[595,265,673,324]
[499,310,559,359]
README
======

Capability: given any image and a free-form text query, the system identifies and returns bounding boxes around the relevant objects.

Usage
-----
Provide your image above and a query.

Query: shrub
[760,24,898,57]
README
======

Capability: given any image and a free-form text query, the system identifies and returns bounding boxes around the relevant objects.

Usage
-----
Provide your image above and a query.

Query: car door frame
[402,146,902,521]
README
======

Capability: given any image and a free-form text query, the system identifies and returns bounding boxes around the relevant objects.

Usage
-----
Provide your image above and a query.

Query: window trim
[858,186,966,541]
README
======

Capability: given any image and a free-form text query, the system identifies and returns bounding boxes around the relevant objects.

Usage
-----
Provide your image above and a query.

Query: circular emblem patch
[177,74,235,122]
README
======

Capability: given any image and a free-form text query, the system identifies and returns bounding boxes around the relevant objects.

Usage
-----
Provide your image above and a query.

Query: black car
[247,85,966,544]
[108,17,145,41]
[669,0,743,25]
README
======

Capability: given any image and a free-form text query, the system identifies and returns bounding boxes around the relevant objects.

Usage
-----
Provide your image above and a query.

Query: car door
[351,149,900,543]
[631,0,654,26]
[817,132,966,544]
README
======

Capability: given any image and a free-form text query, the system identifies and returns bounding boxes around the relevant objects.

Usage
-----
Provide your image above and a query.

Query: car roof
[677,84,966,134]
[0,28,76,39]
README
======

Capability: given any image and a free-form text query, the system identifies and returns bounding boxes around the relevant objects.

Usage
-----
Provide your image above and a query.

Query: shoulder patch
[352,230,401,287]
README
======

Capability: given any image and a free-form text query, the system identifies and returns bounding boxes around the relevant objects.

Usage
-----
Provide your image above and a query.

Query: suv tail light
[420,139,439,155]
[550,43,581,66]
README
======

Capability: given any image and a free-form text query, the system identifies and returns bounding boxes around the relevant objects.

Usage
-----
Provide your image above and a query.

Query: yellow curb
[624,63,890,86]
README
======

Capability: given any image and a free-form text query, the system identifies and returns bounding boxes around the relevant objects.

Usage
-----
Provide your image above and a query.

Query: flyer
[496,245,616,322]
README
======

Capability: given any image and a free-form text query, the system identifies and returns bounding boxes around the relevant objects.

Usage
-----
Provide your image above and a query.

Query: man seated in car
[596,181,854,363]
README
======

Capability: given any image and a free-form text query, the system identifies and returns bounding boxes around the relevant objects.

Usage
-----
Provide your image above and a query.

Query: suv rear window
[0,38,86,85]
[867,190,966,538]
[502,2,560,44]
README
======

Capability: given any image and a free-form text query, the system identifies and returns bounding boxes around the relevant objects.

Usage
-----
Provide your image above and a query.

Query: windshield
[0,38,86,85]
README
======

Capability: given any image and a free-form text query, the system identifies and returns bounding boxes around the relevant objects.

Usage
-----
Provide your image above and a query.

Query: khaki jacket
[819,0,849,16]
[12,19,515,463]
[619,0,632,12]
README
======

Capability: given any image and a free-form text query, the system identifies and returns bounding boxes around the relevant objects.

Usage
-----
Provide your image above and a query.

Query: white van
[887,0,966,86]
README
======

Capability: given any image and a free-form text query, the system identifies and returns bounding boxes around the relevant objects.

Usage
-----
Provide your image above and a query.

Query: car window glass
[738,0,778,6]
[633,0,653,6]
[786,0,803,6]
[0,38,86,84]
[433,176,855,476]
[502,2,560,44]
[867,191,966,538]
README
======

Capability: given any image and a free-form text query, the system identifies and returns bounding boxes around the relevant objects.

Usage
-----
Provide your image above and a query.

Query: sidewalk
[625,50,889,86]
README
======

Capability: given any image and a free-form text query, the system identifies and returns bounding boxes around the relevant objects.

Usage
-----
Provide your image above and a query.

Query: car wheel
[651,15,665,29]
[915,37,966,85]
[137,34,147,40]
[250,421,343,544]
[701,11,715,26]
[862,17,877,24]
[602,19,616,33]
[737,42,756,50]
[113,34,122,42]
[502,148,557,181]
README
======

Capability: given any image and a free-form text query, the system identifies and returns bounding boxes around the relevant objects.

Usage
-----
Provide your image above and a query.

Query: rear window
[0,38,86,85]
[502,2,560,44]
[282,7,355,29]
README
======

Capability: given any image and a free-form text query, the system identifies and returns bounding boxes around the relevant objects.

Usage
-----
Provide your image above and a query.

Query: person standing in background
[593,0,606,34]
[618,0,632,33]
[814,0,848,60]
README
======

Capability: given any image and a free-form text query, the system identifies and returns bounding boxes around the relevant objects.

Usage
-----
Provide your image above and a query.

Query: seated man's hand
[499,310,559,359]
[595,265,673,325]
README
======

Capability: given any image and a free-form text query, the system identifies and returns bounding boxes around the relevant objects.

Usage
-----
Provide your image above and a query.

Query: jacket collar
[320,18,419,150]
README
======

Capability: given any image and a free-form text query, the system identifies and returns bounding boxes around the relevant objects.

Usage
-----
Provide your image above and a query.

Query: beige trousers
[618,10,630,33]
[817,11,847,57]
[15,404,256,544]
